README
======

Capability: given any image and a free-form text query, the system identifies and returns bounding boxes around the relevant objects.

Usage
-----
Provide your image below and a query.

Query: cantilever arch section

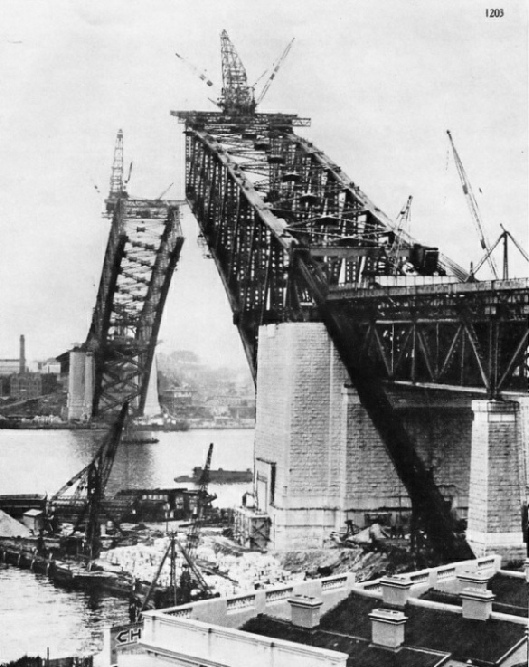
[466,400,525,560]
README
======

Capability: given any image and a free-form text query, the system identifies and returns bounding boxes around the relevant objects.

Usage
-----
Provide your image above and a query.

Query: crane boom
[175,52,218,90]
[387,195,413,273]
[446,130,498,279]
[49,403,129,563]
[256,38,294,106]
[187,443,216,556]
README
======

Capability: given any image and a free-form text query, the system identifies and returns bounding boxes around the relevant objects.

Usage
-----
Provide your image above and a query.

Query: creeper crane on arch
[176,30,294,116]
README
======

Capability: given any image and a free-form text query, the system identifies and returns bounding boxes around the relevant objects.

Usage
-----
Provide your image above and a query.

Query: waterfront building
[107,554,527,667]
[10,372,57,399]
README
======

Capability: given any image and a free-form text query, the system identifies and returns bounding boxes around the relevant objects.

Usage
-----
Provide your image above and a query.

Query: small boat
[122,431,159,445]
[175,467,253,485]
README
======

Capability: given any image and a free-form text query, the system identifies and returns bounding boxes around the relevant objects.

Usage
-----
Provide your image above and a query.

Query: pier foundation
[67,350,94,421]
[254,322,525,552]
[466,400,525,561]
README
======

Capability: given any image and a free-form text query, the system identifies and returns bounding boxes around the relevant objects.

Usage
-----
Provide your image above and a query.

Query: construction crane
[181,443,217,596]
[175,31,294,116]
[219,29,255,115]
[140,532,179,612]
[387,195,413,274]
[175,51,216,89]
[104,130,130,217]
[48,402,129,564]
[141,444,217,612]
[470,224,529,280]
[187,443,216,559]
[446,130,499,279]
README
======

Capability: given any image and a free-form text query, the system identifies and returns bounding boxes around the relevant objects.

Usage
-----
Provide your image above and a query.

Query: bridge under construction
[68,30,529,564]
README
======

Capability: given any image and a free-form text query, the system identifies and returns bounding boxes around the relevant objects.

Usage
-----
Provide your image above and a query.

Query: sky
[0,0,526,370]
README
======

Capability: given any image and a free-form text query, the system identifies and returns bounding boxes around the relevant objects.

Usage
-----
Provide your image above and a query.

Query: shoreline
[0,424,255,431]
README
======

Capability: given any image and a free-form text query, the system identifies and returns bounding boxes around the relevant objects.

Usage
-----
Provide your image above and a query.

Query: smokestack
[19,335,25,374]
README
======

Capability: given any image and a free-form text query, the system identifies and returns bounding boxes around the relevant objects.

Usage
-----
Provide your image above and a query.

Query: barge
[0,537,145,597]
[175,467,253,485]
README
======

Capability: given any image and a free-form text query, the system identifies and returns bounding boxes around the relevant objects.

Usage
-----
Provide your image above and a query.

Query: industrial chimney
[19,335,26,374]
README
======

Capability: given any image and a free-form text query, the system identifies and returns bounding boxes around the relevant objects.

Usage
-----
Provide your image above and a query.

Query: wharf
[0,537,137,597]
[0,422,106,430]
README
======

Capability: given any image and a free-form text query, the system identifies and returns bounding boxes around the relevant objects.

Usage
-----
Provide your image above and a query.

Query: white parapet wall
[139,616,347,667]
[155,572,356,629]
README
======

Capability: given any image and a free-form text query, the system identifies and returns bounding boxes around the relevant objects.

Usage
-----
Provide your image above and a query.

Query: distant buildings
[0,359,20,375]
[0,334,26,377]
[10,372,57,400]
[160,386,195,415]
[0,335,61,404]
[37,359,61,374]
[157,350,255,427]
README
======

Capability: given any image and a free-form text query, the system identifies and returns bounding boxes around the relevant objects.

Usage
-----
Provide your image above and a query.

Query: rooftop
[422,572,528,618]
[243,615,445,667]
[243,590,527,666]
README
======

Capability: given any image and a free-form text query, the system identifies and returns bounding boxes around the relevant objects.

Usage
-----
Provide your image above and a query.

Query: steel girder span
[174,110,528,395]
[174,109,529,562]
[86,198,184,419]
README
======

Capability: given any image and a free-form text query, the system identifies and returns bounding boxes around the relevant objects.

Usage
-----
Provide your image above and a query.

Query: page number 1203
[486,9,504,17]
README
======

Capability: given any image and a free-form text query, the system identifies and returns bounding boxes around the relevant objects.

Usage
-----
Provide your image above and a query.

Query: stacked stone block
[466,400,525,560]
[254,323,347,549]
[254,322,526,555]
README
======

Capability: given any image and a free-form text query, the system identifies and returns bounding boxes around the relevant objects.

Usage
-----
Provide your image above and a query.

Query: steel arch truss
[86,199,184,418]
[175,109,527,394]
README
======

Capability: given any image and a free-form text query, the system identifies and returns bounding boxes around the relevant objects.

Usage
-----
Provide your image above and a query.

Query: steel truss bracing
[175,108,529,562]
[327,280,529,396]
[86,199,184,418]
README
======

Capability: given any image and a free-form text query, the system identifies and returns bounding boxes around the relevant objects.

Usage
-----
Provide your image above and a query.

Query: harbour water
[0,428,254,662]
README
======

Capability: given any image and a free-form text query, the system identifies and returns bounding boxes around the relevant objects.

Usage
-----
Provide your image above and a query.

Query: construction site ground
[97,522,416,596]
[1,514,417,602]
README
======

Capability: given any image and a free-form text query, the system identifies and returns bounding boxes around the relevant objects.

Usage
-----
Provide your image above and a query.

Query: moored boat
[175,467,253,485]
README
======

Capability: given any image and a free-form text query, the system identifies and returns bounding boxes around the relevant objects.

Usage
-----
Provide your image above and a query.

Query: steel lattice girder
[86,198,184,418]
[327,279,529,395]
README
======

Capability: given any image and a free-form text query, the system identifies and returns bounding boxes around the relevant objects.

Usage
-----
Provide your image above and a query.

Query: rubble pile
[97,526,403,599]
[99,535,296,595]
[0,510,31,538]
